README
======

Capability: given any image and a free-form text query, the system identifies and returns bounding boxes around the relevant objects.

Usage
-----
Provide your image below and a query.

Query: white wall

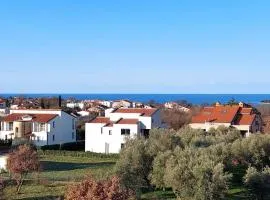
[85,109,163,153]
[3,110,76,146]
[0,155,7,171]
[85,122,139,153]
[189,123,231,131]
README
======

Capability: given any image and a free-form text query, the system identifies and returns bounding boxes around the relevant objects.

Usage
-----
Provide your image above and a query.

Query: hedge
[39,141,85,151]
[38,149,119,159]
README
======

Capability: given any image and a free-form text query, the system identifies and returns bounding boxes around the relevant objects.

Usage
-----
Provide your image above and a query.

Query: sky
[0,0,270,94]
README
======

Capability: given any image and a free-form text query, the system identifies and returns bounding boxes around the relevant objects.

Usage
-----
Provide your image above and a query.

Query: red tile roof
[192,105,257,125]
[239,107,252,114]
[192,106,239,123]
[2,113,58,123]
[116,118,138,124]
[89,117,110,123]
[113,108,158,116]
[235,114,256,125]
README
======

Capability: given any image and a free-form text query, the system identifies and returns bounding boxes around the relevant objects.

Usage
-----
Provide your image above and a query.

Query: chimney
[239,102,244,107]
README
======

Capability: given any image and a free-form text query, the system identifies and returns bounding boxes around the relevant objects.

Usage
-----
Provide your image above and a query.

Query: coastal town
[1,1,270,199]
[1,95,270,199]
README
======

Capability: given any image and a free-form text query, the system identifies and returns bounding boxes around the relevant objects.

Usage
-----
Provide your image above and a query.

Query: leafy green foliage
[244,166,270,200]
[115,126,270,199]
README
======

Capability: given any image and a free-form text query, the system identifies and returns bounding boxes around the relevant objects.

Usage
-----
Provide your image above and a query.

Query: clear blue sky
[0,0,269,94]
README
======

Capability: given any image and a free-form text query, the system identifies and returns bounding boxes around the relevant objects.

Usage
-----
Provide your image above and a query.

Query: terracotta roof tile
[90,117,110,123]
[116,118,138,124]
[192,106,240,123]
[192,105,257,126]
[113,108,158,116]
[235,114,256,125]
[2,113,58,123]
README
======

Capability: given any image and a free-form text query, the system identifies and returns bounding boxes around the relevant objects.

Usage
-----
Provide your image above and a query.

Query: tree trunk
[17,174,26,194]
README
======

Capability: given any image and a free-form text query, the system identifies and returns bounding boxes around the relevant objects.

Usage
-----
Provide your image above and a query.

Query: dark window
[121,129,130,135]
[15,127,18,133]
[109,130,112,135]
[72,119,75,130]
[9,122,13,131]
[52,135,55,141]
[37,136,40,142]
[141,129,150,138]
[101,127,103,134]
[53,121,55,128]
[121,143,125,149]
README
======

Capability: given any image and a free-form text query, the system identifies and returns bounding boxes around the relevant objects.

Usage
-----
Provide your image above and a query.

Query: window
[37,136,40,142]
[52,121,55,128]
[152,119,154,123]
[15,127,18,133]
[9,122,13,131]
[101,127,103,134]
[72,119,75,130]
[52,135,55,141]
[121,129,130,135]
[40,123,46,131]
[121,143,125,149]
[109,130,112,135]
[72,132,75,139]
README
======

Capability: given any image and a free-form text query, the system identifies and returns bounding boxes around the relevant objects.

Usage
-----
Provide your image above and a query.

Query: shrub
[244,166,270,200]
[7,144,40,193]
[40,141,85,151]
[65,176,134,200]
[38,150,119,159]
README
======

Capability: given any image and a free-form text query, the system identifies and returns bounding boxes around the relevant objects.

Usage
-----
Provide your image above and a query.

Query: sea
[1,94,270,105]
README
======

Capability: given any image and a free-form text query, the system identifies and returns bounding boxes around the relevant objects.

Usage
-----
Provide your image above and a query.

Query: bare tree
[7,145,40,193]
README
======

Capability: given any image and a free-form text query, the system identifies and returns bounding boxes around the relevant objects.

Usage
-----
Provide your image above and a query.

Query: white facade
[0,109,76,146]
[77,111,91,116]
[66,102,85,110]
[99,100,113,108]
[85,108,163,153]
[112,100,132,108]
[0,155,7,171]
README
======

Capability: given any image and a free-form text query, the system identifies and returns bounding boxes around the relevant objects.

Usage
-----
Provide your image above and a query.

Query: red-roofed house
[85,108,164,153]
[190,102,262,137]
[0,109,76,146]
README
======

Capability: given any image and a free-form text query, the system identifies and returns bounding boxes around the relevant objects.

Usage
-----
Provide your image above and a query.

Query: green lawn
[2,154,117,200]
[1,154,249,200]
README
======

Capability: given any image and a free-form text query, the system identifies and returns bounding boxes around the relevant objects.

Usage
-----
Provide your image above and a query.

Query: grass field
[1,153,249,200]
[2,154,117,200]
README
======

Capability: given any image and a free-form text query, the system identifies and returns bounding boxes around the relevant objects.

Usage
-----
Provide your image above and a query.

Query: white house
[85,108,164,153]
[190,102,262,137]
[66,102,85,110]
[0,109,76,146]
[0,155,7,171]
[99,100,113,108]
[77,110,91,117]
[164,102,191,112]
[112,100,132,108]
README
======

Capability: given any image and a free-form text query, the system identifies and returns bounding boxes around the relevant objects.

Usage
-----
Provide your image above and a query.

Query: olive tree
[244,166,270,200]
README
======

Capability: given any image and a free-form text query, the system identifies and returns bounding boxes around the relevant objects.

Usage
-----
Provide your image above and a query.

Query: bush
[39,141,85,151]
[65,176,134,200]
[244,166,270,200]
[38,149,119,159]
